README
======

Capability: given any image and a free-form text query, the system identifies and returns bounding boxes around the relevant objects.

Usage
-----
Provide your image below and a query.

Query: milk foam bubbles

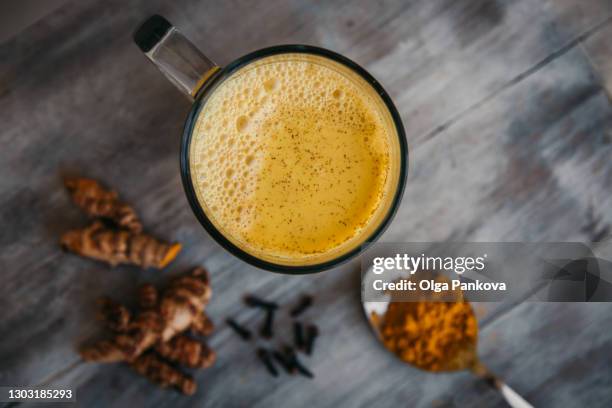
[189,53,397,264]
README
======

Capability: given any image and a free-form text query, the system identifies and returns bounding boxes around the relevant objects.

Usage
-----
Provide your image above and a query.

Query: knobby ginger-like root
[131,353,197,395]
[160,267,212,341]
[79,339,128,363]
[65,177,142,233]
[97,297,131,332]
[80,310,162,363]
[191,312,215,337]
[80,267,212,364]
[139,281,216,368]
[138,284,158,310]
[83,298,153,363]
[82,295,163,363]
[61,221,181,268]
[118,310,162,359]
[156,335,216,368]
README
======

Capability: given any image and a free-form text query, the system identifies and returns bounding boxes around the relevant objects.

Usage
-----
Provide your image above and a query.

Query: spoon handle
[471,362,533,408]
[496,381,534,408]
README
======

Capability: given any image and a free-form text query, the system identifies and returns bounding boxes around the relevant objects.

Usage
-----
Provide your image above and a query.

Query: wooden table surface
[1,1,612,407]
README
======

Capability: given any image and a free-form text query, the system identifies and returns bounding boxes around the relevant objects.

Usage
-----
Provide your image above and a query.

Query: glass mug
[133,15,408,273]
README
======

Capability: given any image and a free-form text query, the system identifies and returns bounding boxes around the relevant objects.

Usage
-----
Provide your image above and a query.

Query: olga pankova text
[372,278,507,292]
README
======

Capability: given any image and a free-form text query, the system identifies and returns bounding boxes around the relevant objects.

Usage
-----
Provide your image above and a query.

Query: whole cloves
[281,345,313,379]
[260,308,275,339]
[272,350,295,374]
[305,324,319,355]
[294,358,314,379]
[244,294,279,310]
[293,321,305,350]
[290,355,313,378]
[281,345,297,361]
[290,294,313,317]
[226,318,251,341]
[256,348,279,377]
[229,293,320,379]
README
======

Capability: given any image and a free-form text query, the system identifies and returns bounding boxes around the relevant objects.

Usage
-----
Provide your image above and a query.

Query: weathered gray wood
[583,22,612,96]
[1,0,611,407]
[542,0,612,38]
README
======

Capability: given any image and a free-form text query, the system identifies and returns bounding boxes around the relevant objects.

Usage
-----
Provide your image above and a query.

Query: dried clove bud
[281,345,314,379]
[305,324,319,355]
[260,308,275,339]
[293,321,305,351]
[226,318,251,341]
[256,348,278,377]
[244,294,279,310]
[281,345,297,363]
[290,294,313,317]
[272,350,295,374]
[293,358,314,379]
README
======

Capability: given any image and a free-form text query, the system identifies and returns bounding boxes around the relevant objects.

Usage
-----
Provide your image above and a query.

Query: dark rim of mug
[180,45,408,274]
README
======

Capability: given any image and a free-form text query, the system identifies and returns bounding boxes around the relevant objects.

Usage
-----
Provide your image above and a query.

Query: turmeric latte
[189,53,401,265]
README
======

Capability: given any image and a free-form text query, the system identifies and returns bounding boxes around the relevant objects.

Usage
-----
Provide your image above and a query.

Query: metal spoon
[362,271,533,408]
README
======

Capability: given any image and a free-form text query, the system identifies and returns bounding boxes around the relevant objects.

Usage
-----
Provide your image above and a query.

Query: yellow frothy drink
[189,53,402,266]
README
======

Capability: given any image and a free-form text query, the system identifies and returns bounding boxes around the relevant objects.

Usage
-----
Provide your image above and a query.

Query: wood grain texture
[542,0,612,37]
[0,0,611,407]
[583,22,612,96]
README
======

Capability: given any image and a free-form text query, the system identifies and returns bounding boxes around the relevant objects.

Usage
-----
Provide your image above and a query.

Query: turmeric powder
[372,275,478,372]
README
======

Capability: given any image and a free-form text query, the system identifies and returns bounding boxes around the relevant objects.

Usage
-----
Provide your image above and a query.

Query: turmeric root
[191,312,215,337]
[65,177,141,232]
[65,177,142,233]
[160,267,212,341]
[80,267,212,363]
[80,269,216,395]
[138,283,158,310]
[138,281,216,367]
[84,297,158,363]
[61,221,181,269]
[155,335,216,368]
[97,297,131,332]
[131,353,196,395]
[138,282,214,337]
[87,325,213,369]
[79,339,129,363]
[81,309,162,363]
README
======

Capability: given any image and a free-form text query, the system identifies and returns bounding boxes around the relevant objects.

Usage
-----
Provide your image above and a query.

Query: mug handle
[133,15,220,100]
